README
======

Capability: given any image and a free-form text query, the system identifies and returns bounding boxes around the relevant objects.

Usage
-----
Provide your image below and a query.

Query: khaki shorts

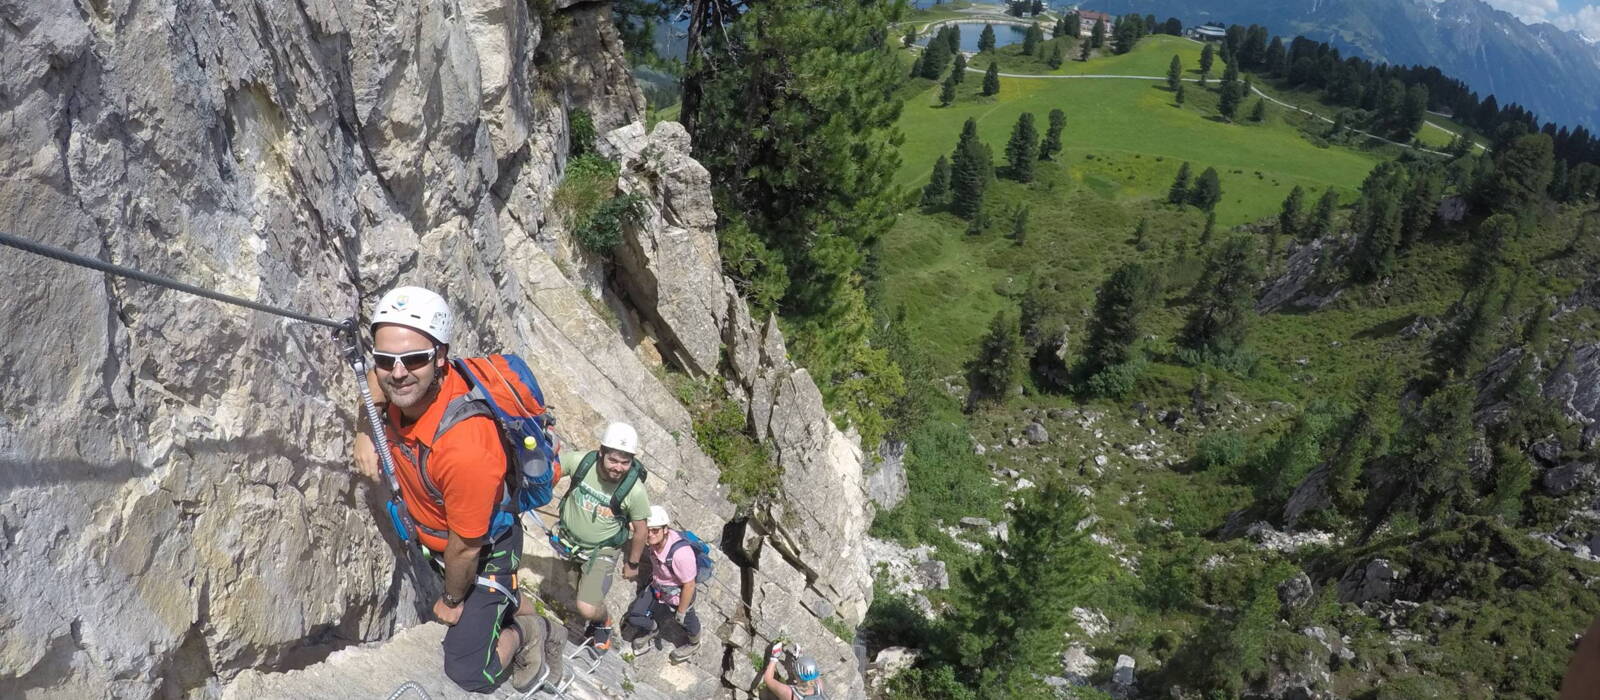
[571,547,619,607]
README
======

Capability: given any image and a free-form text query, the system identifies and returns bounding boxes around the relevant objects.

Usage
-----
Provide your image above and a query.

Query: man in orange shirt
[355,286,555,693]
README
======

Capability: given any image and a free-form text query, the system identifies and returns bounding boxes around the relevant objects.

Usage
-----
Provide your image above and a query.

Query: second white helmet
[372,286,453,345]
[600,422,639,454]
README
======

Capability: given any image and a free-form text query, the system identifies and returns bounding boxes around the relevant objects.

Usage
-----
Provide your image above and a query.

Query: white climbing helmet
[647,505,671,528]
[600,422,640,455]
[371,286,453,345]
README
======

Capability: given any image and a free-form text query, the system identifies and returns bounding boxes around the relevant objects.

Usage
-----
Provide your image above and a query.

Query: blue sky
[1485,0,1600,37]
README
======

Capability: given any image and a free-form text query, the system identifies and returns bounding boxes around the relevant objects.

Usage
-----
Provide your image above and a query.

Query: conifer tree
[969,310,1025,401]
[1079,39,1091,61]
[1083,262,1162,375]
[1168,162,1193,205]
[921,36,950,79]
[1047,43,1064,69]
[903,26,918,48]
[1190,166,1223,211]
[1199,42,1215,76]
[1175,82,1185,105]
[909,53,925,79]
[982,61,1001,96]
[1023,22,1044,55]
[1040,109,1066,160]
[1112,17,1140,54]
[1005,112,1039,182]
[1011,205,1030,244]
[1305,189,1337,240]
[1200,210,1217,248]
[1090,18,1106,48]
[1400,169,1442,249]
[1218,81,1242,121]
[939,71,958,106]
[1381,379,1478,530]
[951,52,968,82]
[966,208,989,236]
[1181,234,1261,356]
[1066,11,1081,38]
[1249,98,1267,122]
[1133,217,1151,251]
[1167,55,1183,91]
[937,481,1101,692]
[1463,213,1515,292]
[1278,186,1305,240]
[950,119,989,219]
[1347,164,1408,283]
[979,23,997,53]
[922,155,950,207]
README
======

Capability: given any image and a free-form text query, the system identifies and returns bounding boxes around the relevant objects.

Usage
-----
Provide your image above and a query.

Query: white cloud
[1553,4,1600,39]
[1482,0,1561,23]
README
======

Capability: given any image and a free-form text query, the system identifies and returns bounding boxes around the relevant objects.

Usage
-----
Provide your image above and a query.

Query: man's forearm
[677,580,696,615]
[626,523,647,565]
[442,538,479,600]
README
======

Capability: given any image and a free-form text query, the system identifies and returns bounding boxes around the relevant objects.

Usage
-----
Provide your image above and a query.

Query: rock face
[1337,559,1401,605]
[0,1,869,697]
[1545,343,1600,449]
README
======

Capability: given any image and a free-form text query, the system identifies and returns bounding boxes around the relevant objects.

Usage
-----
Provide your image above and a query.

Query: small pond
[915,21,1036,53]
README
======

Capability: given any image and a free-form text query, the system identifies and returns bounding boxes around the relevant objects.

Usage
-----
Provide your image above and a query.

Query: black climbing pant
[440,525,525,692]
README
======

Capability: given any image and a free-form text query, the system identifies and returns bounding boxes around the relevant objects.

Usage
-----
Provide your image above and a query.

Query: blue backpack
[666,530,716,584]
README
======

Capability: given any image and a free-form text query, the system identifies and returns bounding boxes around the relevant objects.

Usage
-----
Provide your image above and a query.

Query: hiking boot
[669,638,700,663]
[630,631,656,655]
[510,615,550,692]
[589,618,614,652]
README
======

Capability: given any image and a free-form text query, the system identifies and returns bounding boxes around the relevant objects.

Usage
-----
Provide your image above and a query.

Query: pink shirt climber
[649,530,699,606]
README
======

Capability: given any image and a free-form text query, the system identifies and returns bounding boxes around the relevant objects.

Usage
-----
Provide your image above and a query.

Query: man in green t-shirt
[557,422,651,651]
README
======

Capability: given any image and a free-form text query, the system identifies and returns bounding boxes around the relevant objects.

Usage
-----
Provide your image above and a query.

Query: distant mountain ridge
[1094,0,1600,129]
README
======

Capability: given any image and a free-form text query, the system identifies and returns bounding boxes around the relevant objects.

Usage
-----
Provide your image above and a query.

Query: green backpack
[559,450,648,549]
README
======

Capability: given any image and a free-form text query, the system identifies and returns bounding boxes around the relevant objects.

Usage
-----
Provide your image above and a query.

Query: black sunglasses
[372,347,437,372]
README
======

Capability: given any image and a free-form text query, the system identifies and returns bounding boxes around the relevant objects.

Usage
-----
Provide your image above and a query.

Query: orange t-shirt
[386,369,507,552]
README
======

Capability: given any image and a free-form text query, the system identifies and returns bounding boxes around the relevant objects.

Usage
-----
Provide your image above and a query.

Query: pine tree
[922,155,950,207]
[1181,234,1261,356]
[1218,82,1242,121]
[1199,210,1217,248]
[979,23,997,53]
[1066,11,1081,38]
[966,208,989,236]
[1199,42,1215,76]
[909,54,925,79]
[1384,380,1479,530]
[1112,17,1140,54]
[937,481,1102,692]
[1168,162,1193,205]
[951,52,968,82]
[1190,166,1223,211]
[969,310,1025,401]
[1400,168,1442,249]
[1482,134,1555,212]
[1079,38,1091,61]
[903,26,918,48]
[950,119,989,219]
[921,36,950,79]
[1011,205,1029,244]
[1040,109,1066,160]
[1175,82,1185,105]
[939,71,958,106]
[1031,0,1043,16]
[1047,43,1064,69]
[1023,22,1043,55]
[1083,262,1162,374]
[1278,186,1305,240]
[1005,112,1039,182]
[982,61,1001,96]
[1133,217,1151,251]
[1249,98,1266,122]
[1167,55,1183,91]
[1090,18,1106,48]
[1305,189,1337,241]
[1348,178,1405,283]
[1463,213,1515,292]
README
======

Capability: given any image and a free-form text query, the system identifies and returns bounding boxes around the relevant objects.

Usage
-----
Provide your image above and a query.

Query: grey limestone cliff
[0,1,870,697]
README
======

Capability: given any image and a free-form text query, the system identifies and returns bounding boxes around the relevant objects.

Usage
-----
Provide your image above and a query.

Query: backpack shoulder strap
[666,536,693,566]
[609,462,645,524]
[561,450,599,510]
